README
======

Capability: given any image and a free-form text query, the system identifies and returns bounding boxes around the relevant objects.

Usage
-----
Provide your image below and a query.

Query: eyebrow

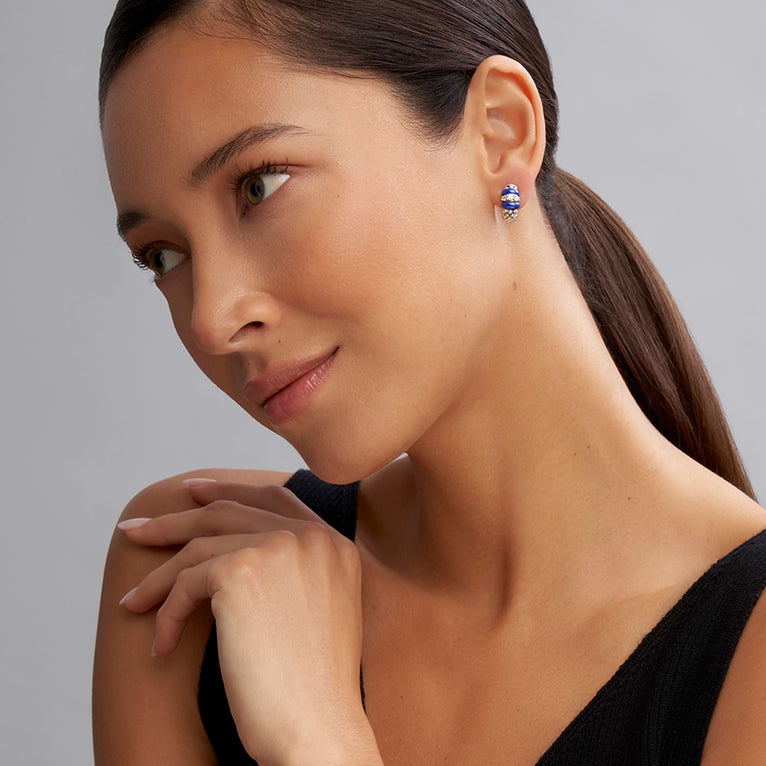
[187,122,308,186]
[115,122,308,241]
[116,209,149,242]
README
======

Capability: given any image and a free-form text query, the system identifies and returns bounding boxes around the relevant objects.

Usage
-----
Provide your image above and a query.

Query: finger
[183,479,322,524]
[117,502,294,546]
[120,533,268,612]
[151,558,222,655]
[152,544,277,656]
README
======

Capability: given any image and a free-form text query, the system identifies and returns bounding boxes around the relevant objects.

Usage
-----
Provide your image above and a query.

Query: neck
[356,225,740,632]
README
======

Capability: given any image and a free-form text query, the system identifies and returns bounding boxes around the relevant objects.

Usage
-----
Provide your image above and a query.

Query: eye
[238,169,291,210]
[133,246,186,279]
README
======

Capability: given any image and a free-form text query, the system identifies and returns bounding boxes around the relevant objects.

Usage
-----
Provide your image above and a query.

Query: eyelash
[131,158,289,276]
[228,158,289,201]
[131,247,161,277]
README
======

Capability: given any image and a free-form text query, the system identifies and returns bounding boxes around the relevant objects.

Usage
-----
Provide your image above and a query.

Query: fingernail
[117,517,151,530]
[182,478,217,488]
[119,586,138,605]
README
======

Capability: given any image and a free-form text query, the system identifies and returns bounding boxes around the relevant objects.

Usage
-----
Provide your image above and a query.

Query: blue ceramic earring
[501,184,521,222]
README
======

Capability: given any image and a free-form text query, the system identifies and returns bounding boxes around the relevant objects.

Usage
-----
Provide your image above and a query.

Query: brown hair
[100,0,756,500]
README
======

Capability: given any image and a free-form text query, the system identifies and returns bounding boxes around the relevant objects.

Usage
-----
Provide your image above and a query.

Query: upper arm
[700,587,766,765]
[92,467,295,765]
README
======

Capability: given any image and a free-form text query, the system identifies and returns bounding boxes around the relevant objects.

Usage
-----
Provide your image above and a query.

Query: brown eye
[149,251,163,274]
[243,175,266,205]
[147,248,186,277]
[237,169,291,212]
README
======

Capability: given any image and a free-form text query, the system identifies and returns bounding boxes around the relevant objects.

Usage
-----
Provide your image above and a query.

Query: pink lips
[245,347,339,425]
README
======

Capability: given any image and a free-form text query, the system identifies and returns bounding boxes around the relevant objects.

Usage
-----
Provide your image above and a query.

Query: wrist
[283,713,383,766]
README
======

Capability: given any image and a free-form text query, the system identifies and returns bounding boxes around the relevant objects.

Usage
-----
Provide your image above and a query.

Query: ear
[462,55,547,214]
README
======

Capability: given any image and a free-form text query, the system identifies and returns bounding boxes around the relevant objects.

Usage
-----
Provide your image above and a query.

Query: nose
[189,249,282,356]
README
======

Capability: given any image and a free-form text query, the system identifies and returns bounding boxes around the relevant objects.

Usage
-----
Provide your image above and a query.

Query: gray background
[1,2,763,762]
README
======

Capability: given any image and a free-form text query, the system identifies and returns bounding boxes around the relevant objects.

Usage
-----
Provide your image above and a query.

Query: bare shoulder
[93,468,295,765]
[700,526,766,765]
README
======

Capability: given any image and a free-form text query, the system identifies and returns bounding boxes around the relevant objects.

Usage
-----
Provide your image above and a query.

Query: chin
[295,434,402,486]
[300,451,379,486]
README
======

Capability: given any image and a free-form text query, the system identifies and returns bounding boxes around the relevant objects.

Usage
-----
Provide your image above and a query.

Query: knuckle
[183,537,204,556]
[227,548,261,577]
[338,536,362,569]
[268,527,299,552]
[156,596,173,621]
[203,500,248,535]
[157,592,187,624]
[202,502,242,536]
[213,549,262,593]
[339,534,361,559]
[300,521,333,546]
[182,537,214,561]
[206,499,232,514]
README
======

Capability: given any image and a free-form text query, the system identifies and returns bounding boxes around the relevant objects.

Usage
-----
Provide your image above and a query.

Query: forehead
[101,24,404,204]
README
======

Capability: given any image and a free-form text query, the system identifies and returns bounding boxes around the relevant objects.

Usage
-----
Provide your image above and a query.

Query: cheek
[274,172,508,420]
[293,172,508,344]
[160,276,193,350]
[272,168,480,314]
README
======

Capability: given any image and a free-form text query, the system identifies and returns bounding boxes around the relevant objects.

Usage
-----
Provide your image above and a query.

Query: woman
[92,1,766,763]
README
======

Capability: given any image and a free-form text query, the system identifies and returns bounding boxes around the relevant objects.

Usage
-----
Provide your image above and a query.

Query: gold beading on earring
[501,184,520,222]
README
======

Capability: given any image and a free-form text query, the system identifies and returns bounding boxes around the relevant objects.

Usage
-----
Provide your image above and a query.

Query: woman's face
[102,23,518,482]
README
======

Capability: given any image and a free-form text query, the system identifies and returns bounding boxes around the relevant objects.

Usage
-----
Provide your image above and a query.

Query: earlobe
[464,55,547,213]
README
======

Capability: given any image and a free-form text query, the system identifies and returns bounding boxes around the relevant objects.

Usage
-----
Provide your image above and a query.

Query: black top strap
[538,526,766,764]
[197,469,766,765]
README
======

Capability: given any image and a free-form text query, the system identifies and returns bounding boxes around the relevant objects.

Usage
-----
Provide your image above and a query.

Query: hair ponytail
[100,0,756,500]
[542,167,756,499]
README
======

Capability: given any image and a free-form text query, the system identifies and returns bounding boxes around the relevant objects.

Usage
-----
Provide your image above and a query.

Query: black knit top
[198,469,766,764]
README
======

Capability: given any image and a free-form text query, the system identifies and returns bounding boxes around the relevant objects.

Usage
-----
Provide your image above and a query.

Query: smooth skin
[94,470,380,765]
[96,18,766,765]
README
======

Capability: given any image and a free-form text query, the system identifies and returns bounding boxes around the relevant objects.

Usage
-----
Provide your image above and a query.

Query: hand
[117,478,377,765]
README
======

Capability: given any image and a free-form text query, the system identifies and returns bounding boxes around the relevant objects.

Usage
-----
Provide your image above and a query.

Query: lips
[244,347,339,407]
